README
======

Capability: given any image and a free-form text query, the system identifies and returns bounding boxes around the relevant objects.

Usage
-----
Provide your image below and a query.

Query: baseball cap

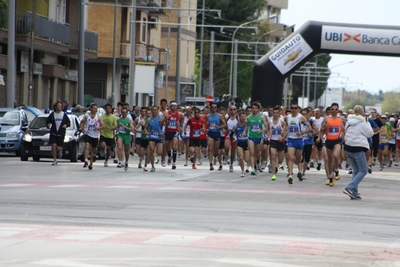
[381,115,387,118]
[389,117,395,122]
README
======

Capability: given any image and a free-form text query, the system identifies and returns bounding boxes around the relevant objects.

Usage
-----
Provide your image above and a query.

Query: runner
[80,103,104,170]
[147,106,167,172]
[377,115,392,171]
[182,106,193,166]
[100,103,118,167]
[136,108,151,171]
[225,105,238,172]
[231,110,250,177]
[319,103,346,186]
[246,102,269,176]
[117,107,135,171]
[164,101,184,170]
[286,102,312,184]
[269,106,287,180]
[310,108,324,171]
[184,107,204,169]
[300,108,317,179]
[133,107,147,168]
[202,102,226,171]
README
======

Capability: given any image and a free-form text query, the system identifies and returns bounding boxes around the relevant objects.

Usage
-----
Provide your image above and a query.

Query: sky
[280,0,400,93]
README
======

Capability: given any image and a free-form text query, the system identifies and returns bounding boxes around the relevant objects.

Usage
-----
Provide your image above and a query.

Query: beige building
[86,0,197,108]
[261,0,291,44]
[0,0,98,109]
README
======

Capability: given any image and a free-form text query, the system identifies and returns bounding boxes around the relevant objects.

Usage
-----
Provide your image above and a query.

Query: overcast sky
[281,0,400,93]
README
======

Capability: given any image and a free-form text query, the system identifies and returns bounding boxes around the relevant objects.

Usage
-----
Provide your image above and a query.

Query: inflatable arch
[252,21,400,107]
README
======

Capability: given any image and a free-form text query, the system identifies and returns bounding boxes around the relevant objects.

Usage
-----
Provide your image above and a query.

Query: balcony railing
[16,12,70,45]
[120,42,169,66]
[70,30,99,51]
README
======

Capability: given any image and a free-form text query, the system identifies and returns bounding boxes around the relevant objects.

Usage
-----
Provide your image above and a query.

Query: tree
[196,0,267,100]
[382,91,400,114]
[0,0,7,29]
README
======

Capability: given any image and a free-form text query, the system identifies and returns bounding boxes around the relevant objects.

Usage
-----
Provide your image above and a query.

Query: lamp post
[229,19,264,97]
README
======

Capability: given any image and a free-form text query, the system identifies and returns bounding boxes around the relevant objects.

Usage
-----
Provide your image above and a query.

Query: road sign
[206,95,214,104]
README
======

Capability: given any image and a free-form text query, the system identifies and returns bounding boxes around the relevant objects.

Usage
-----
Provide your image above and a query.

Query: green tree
[382,91,400,114]
[0,0,8,29]
[196,0,267,100]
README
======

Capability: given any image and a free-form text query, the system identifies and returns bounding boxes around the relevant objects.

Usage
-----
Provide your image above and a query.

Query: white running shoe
[104,161,108,167]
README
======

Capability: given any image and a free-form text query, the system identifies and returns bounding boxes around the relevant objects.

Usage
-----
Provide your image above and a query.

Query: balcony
[70,30,99,51]
[120,42,169,68]
[16,12,70,45]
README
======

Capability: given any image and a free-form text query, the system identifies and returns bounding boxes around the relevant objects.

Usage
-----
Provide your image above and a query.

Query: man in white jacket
[343,105,374,200]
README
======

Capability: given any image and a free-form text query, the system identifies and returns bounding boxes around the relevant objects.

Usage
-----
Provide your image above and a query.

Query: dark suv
[20,113,84,162]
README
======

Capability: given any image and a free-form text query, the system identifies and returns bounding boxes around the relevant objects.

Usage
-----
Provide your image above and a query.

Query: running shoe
[177,153,181,158]
[388,160,392,167]
[328,178,334,187]
[297,172,303,181]
[213,157,217,165]
[218,165,223,171]
[271,174,277,180]
[184,161,188,167]
[52,160,58,166]
[316,163,321,171]
[150,167,156,172]
[335,171,340,180]
[113,159,118,164]
[143,166,148,171]
[346,168,353,174]
[251,169,257,176]
[155,157,159,164]
[261,161,267,170]
[241,172,245,177]
[172,163,176,170]
[309,162,315,168]
[246,167,250,173]
[268,164,272,173]
[394,162,399,166]
[138,163,142,169]
[229,165,233,172]
[161,161,166,167]
[83,161,88,168]
[379,166,383,171]
[88,164,93,170]
[210,164,214,171]
[92,156,97,163]
[192,165,197,169]
[189,156,194,163]
[223,156,228,165]
[372,158,376,166]
[167,157,171,165]
[198,160,202,165]
[117,163,123,168]
[124,163,128,171]
[104,161,108,167]
[302,174,306,180]
[287,176,293,184]
[279,164,284,171]
[368,165,372,174]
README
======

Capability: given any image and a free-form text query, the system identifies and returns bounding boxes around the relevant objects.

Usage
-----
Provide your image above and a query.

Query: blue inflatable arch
[252,20,400,107]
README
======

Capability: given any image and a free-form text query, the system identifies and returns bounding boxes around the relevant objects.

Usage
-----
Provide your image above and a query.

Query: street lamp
[229,19,265,98]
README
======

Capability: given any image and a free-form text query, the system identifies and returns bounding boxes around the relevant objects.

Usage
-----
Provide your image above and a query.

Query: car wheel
[20,156,28,161]
[70,145,78,162]
[33,156,40,162]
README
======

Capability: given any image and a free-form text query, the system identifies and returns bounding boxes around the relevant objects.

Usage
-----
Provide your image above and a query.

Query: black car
[20,113,84,162]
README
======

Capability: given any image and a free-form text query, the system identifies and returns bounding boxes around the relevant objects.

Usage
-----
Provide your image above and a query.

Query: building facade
[0,0,98,109]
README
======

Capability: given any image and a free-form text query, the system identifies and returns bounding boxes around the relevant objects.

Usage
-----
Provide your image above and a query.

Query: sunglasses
[291,107,298,109]
[331,108,339,111]
[211,106,217,108]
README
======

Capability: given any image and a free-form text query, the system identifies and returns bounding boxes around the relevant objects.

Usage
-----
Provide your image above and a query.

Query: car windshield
[0,111,20,126]
[29,117,48,129]
[30,116,76,130]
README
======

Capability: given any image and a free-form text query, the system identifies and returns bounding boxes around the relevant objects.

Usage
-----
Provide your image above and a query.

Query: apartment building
[260,0,292,45]
[0,0,98,109]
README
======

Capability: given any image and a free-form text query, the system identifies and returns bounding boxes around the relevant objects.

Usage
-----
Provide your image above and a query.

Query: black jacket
[46,111,71,136]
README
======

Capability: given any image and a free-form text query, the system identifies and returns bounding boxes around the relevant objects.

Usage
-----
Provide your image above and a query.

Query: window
[142,18,147,43]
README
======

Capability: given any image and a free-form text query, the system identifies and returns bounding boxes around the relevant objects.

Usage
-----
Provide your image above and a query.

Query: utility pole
[129,0,137,106]
[7,0,15,108]
[78,0,85,106]
[198,0,205,97]
[111,0,118,106]
[28,0,37,106]
[175,13,182,103]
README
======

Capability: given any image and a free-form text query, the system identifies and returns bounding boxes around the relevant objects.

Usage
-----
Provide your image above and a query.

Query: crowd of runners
[72,99,400,198]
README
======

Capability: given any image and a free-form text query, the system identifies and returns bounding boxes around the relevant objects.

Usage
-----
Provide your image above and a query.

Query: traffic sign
[206,95,214,104]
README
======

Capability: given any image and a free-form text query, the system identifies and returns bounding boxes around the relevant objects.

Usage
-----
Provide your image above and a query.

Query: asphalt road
[1,153,400,266]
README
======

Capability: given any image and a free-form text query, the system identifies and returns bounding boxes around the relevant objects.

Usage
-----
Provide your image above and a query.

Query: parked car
[20,113,85,162]
[0,108,30,156]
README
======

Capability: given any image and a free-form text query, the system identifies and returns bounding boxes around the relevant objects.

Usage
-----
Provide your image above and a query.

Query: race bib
[168,120,177,129]
[289,125,299,133]
[251,124,260,132]
[328,126,339,136]
[193,129,201,137]
[119,125,126,134]
[209,122,217,130]
[150,130,160,139]
[381,134,387,141]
